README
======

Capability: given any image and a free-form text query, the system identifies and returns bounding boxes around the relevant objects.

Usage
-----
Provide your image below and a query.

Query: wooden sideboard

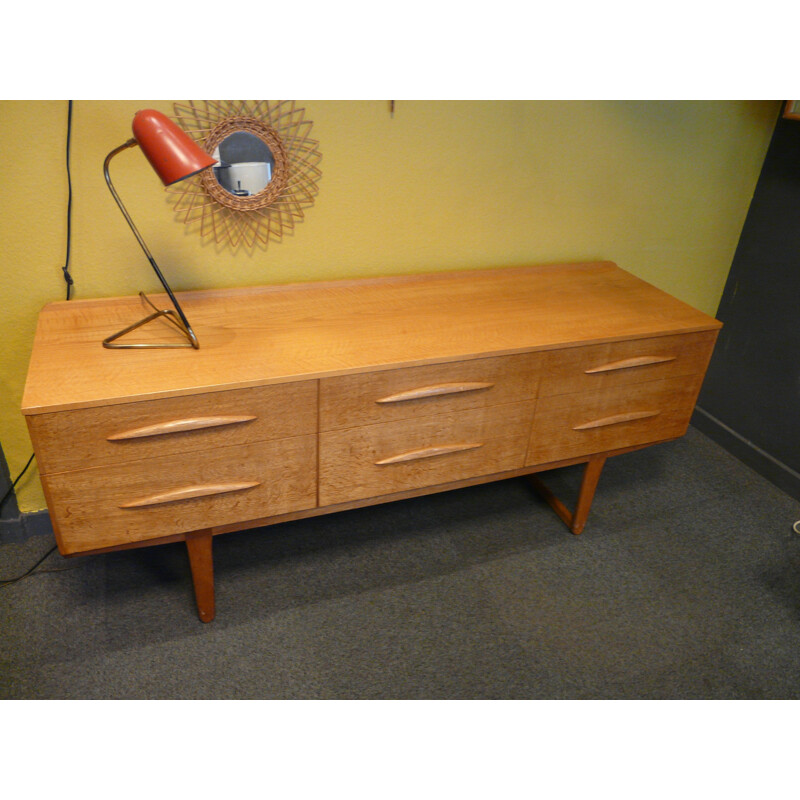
[22,262,721,621]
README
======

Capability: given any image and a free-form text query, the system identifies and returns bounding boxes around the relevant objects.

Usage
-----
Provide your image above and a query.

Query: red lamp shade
[131,109,216,186]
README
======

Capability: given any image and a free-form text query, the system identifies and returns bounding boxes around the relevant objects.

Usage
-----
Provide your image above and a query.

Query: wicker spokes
[166,100,322,249]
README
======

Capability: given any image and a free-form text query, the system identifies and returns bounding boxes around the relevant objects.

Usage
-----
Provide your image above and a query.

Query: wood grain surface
[526,374,705,465]
[320,353,541,431]
[27,381,317,474]
[22,262,720,415]
[537,330,717,397]
[43,435,317,553]
[319,401,534,505]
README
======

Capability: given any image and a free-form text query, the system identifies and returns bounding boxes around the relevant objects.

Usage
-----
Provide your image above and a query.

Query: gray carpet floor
[2,425,800,699]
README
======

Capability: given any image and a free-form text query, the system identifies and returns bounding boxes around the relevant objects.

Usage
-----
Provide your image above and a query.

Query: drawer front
[320,353,541,431]
[28,381,317,475]
[526,374,704,465]
[44,436,317,554]
[539,331,717,398]
[319,401,534,506]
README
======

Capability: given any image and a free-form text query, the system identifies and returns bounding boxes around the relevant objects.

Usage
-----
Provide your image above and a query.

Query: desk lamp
[103,109,216,349]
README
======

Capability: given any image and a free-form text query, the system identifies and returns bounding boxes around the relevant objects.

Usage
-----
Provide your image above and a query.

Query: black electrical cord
[0,543,60,588]
[0,453,35,513]
[1,101,77,589]
[0,456,63,589]
[62,100,74,300]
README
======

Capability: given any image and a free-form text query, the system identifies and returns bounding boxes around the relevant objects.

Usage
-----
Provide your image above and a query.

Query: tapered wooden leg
[185,531,215,622]
[570,455,606,534]
[529,454,607,535]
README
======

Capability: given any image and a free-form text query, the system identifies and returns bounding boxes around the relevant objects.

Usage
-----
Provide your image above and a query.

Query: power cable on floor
[0,543,58,588]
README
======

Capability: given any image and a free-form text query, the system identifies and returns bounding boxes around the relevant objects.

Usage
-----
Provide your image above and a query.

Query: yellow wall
[0,99,779,512]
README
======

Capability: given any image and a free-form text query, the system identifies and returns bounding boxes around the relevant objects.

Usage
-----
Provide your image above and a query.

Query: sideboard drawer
[319,401,534,505]
[320,353,541,431]
[28,380,318,475]
[527,375,704,465]
[538,331,717,398]
[43,435,318,554]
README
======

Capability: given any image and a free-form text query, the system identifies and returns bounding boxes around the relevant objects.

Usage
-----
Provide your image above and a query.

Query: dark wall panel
[696,109,800,498]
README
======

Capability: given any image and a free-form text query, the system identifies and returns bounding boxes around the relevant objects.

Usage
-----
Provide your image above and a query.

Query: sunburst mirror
[165,101,322,249]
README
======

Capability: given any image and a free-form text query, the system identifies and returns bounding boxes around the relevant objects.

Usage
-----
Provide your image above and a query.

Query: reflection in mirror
[169,100,322,248]
[211,131,275,197]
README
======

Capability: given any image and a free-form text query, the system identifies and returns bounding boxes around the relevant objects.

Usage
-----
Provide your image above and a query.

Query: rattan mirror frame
[166,101,322,249]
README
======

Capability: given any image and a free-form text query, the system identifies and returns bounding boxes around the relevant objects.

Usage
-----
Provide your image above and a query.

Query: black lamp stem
[103,139,199,348]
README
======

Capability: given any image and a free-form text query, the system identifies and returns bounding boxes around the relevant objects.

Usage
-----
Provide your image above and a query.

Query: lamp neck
[103,139,155,262]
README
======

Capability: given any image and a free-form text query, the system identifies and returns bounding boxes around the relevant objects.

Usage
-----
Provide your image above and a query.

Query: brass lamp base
[103,292,199,349]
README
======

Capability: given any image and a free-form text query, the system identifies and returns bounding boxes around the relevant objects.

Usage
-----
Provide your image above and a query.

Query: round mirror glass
[211,131,275,197]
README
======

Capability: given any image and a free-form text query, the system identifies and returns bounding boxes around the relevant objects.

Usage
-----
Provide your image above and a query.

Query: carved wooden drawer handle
[107,415,257,441]
[120,481,260,508]
[376,382,494,404]
[573,410,660,430]
[375,442,484,465]
[584,355,676,374]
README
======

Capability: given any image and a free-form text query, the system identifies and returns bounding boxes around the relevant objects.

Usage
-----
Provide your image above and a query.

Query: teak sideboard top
[22,261,721,415]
